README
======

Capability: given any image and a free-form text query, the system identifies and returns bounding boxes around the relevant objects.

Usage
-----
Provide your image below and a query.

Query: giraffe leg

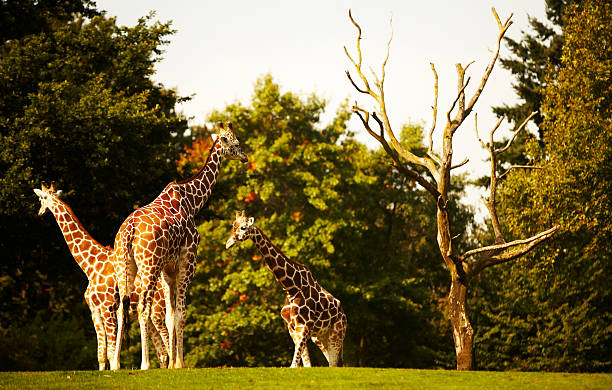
[137,272,160,370]
[151,301,169,368]
[89,303,107,371]
[149,319,168,368]
[102,307,118,370]
[291,325,311,368]
[327,315,347,367]
[312,336,330,364]
[160,272,177,368]
[172,256,196,369]
[111,247,137,370]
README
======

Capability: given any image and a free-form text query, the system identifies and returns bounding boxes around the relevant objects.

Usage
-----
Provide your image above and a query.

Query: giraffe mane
[256,227,310,270]
[175,134,221,185]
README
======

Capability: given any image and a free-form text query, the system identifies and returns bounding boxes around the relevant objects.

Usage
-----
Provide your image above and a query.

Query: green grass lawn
[1,367,610,390]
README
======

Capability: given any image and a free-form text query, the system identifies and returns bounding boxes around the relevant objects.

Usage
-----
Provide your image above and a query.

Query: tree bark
[448,274,474,370]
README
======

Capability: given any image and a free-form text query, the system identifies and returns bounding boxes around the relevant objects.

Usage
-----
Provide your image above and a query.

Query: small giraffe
[113,122,248,370]
[34,183,169,370]
[225,211,347,367]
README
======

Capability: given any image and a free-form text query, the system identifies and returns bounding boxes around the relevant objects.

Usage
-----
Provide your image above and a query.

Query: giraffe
[34,183,169,370]
[225,211,347,367]
[112,122,248,370]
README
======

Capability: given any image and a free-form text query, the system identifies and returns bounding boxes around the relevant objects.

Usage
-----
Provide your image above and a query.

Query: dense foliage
[0,3,187,370]
[472,0,611,372]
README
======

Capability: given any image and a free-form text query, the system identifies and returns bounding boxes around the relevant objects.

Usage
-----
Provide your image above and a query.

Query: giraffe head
[215,122,248,163]
[225,210,255,249]
[33,182,62,216]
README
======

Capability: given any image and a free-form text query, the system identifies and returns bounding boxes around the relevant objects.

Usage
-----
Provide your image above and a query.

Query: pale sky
[96,0,547,217]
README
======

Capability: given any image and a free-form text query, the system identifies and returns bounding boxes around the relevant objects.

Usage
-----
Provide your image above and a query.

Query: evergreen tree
[473,0,611,372]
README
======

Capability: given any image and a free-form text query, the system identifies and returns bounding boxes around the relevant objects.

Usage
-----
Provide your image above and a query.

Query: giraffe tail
[122,294,131,348]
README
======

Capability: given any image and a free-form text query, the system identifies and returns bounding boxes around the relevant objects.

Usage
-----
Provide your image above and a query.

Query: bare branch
[463,8,513,119]
[488,116,505,145]
[380,12,393,87]
[498,165,543,180]
[345,9,378,99]
[462,225,559,261]
[496,111,537,154]
[446,76,471,125]
[371,111,385,139]
[427,63,440,163]
[345,9,440,182]
[466,225,560,276]
[345,71,369,94]
[352,105,382,143]
[473,113,488,149]
[451,157,469,170]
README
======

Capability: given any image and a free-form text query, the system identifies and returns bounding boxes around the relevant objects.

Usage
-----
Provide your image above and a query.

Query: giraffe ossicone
[34,182,169,370]
[226,210,347,367]
[112,121,248,370]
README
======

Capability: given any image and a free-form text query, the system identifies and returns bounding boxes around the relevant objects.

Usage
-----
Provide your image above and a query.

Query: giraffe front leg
[291,325,311,368]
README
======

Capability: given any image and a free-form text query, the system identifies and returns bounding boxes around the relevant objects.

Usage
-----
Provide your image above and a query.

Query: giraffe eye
[240,226,246,231]
[221,136,228,144]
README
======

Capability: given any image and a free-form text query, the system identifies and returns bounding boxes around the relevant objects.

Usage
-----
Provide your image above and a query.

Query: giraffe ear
[217,121,224,130]
[247,217,254,226]
[226,122,233,131]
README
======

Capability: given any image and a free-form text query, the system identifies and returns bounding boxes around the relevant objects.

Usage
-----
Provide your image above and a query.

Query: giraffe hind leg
[291,326,311,368]
[312,336,330,364]
[90,308,107,370]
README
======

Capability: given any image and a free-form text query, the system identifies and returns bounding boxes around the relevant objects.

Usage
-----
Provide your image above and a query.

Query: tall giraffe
[34,183,169,370]
[225,211,347,367]
[113,122,248,370]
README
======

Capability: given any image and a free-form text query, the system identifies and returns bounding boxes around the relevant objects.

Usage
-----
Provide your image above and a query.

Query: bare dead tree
[344,8,559,370]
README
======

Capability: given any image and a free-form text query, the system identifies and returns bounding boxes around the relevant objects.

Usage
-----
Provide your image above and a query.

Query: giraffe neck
[48,198,107,280]
[175,138,223,216]
[251,227,307,293]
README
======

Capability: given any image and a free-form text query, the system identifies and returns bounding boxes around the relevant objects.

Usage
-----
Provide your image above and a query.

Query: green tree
[0,0,99,44]
[180,75,459,368]
[473,0,611,372]
[0,12,187,370]
[488,0,581,170]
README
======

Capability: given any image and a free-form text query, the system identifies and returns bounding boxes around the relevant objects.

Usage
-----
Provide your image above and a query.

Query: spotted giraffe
[33,183,168,370]
[112,122,248,370]
[225,211,347,367]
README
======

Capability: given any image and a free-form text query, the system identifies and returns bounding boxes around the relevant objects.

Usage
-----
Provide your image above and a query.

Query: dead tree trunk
[344,8,559,370]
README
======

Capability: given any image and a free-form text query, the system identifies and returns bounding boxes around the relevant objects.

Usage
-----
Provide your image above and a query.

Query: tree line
[0,0,609,371]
